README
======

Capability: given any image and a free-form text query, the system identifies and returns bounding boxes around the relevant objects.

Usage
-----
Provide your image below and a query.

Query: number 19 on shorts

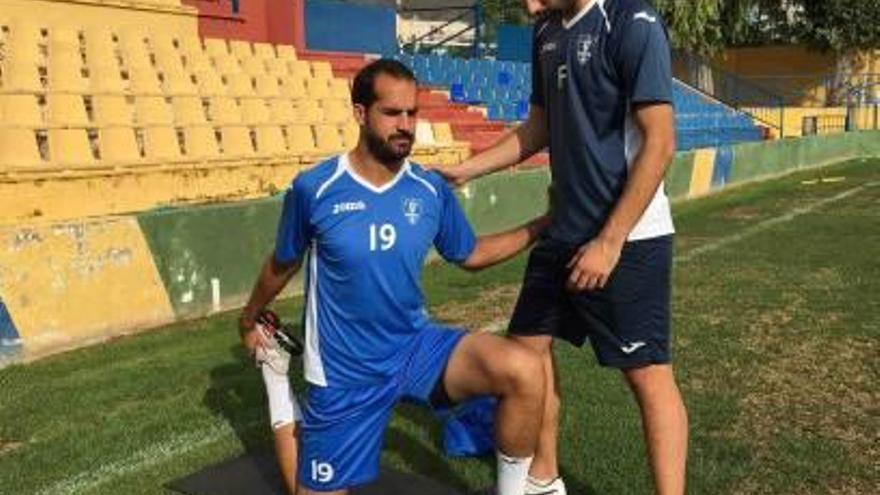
[369,223,396,251]
[311,460,335,483]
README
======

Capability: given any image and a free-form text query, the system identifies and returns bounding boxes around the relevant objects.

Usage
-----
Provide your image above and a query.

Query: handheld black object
[256,309,304,357]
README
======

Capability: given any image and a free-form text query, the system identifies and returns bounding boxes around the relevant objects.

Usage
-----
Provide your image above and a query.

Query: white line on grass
[675,181,877,264]
[34,421,245,495]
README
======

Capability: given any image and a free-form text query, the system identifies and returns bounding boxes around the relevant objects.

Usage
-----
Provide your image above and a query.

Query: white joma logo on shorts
[621,341,647,354]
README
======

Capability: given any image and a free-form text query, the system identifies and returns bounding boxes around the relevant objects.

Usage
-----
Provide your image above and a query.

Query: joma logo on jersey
[540,41,557,54]
[332,201,366,215]
[402,198,423,225]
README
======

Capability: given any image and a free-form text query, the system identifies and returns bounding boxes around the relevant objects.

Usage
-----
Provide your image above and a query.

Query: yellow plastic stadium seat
[314,124,344,153]
[415,120,436,146]
[183,125,220,159]
[254,43,276,60]
[285,124,317,154]
[129,66,162,94]
[240,99,271,125]
[0,128,42,167]
[84,34,117,70]
[305,78,331,99]
[341,122,359,148]
[48,58,89,93]
[178,36,205,60]
[9,23,42,56]
[143,126,182,160]
[2,59,43,92]
[213,55,241,76]
[50,28,80,52]
[47,94,90,127]
[268,99,297,123]
[208,97,243,124]
[293,99,323,124]
[329,79,350,99]
[279,77,306,99]
[49,129,95,167]
[162,72,198,95]
[287,60,311,78]
[219,125,254,156]
[241,57,266,76]
[226,73,255,97]
[229,40,253,59]
[432,122,455,144]
[155,51,186,74]
[99,127,142,163]
[254,75,281,97]
[322,99,351,124]
[195,69,227,96]
[185,54,214,73]
[255,125,286,155]
[120,36,152,69]
[311,61,333,80]
[89,64,128,93]
[0,95,44,127]
[276,45,297,61]
[265,58,289,77]
[172,96,207,125]
[93,95,134,126]
[204,38,229,57]
[135,97,174,125]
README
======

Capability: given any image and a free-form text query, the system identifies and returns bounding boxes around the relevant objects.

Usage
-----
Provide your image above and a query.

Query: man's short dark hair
[351,59,417,109]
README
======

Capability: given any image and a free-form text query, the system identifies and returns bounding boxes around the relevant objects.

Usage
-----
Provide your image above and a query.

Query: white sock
[527,475,554,486]
[497,451,533,495]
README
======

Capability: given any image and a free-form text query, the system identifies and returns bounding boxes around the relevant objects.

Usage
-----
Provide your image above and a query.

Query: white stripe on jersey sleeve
[303,242,328,386]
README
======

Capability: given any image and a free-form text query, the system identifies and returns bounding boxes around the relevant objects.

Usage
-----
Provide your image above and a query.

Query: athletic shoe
[525,476,567,495]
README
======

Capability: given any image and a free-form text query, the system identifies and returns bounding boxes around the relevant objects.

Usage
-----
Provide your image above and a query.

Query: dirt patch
[430,285,521,332]
[0,440,23,457]
[721,206,764,221]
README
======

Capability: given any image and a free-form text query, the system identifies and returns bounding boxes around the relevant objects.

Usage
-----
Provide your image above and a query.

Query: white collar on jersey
[562,0,611,32]
[341,152,411,194]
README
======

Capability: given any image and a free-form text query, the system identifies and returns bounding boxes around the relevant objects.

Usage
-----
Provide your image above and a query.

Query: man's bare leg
[624,364,688,495]
[273,423,298,495]
[511,335,559,482]
[443,332,545,494]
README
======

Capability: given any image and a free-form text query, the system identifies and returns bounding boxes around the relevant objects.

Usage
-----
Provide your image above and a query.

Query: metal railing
[398,4,483,58]
[673,50,786,133]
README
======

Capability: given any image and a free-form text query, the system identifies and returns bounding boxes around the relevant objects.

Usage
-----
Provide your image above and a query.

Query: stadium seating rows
[0,20,465,172]
[395,52,765,149]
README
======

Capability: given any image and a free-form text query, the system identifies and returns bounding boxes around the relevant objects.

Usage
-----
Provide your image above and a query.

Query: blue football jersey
[275,154,477,388]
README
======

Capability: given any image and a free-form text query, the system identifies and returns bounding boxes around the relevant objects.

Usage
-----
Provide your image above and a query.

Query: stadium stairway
[307,50,549,168]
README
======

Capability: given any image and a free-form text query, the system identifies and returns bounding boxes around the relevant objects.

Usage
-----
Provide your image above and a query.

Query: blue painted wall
[497,24,532,62]
[305,0,397,55]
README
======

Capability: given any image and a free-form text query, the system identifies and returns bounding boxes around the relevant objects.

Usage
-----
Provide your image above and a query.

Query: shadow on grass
[203,345,269,453]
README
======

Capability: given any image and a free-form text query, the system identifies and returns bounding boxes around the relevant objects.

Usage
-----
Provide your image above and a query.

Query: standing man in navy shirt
[438,1,688,494]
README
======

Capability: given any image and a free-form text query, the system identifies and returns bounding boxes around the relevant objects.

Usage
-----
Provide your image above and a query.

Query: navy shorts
[508,235,674,369]
[297,324,465,492]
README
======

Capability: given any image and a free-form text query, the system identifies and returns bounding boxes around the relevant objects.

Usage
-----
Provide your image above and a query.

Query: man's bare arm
[439,105,549,186]
[460,215,551,271]
[567,102,676,291]
[239,254,302,354]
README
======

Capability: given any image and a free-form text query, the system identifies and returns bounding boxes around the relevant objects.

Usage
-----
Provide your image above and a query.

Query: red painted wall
[181,0,304,50]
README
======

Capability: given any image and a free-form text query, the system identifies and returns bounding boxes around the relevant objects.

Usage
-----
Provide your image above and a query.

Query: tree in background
[482,0,880,55]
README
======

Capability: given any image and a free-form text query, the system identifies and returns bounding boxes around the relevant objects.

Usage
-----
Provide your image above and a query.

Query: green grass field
[1,159,878,495]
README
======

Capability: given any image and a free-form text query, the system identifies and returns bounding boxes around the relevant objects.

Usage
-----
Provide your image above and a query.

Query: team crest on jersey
[575,34,595,65]
[402,198,423,225]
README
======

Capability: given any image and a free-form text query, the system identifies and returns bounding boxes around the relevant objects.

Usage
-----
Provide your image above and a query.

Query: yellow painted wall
[744,107,849,138]
[688,148,716,198]
[713,46,880,106]
[0,216,174,359]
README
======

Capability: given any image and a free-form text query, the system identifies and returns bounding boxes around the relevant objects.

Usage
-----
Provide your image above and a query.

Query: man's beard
[363,127,414,165]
